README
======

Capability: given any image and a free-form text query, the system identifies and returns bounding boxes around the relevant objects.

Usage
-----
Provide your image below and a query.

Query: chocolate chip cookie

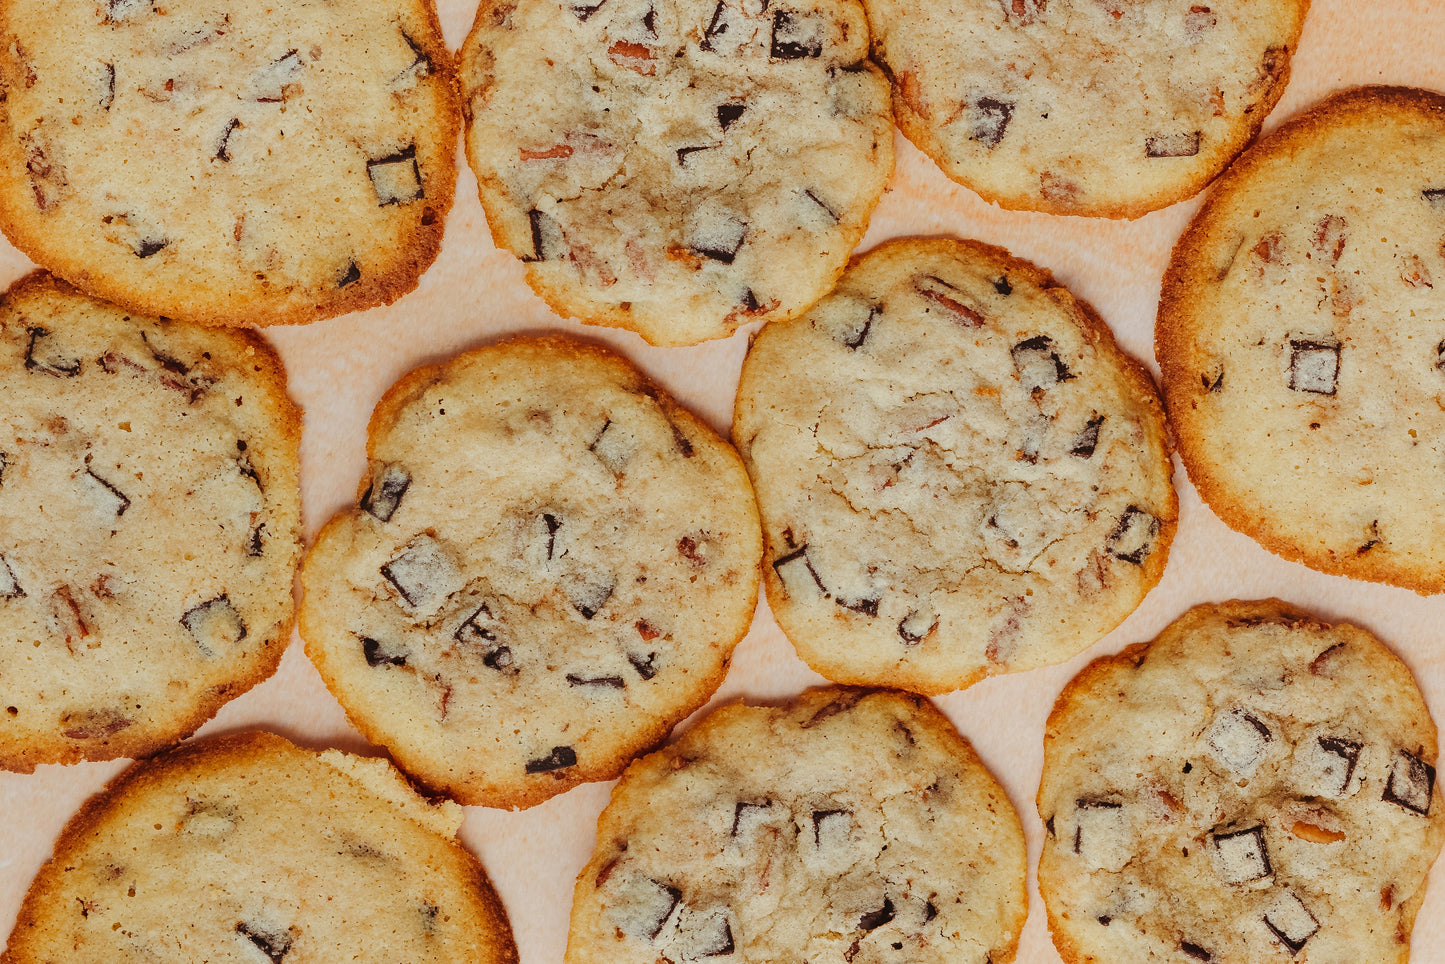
[300,336,762,808]
[0,0,457,326]
[1158,86,1445,593]
[1,731,518,964]
[0,272,300,772]
[733,237,1176,695]
[1039,599,1445,964]
[567,687,1027,964]
[459,0,893,346]
[864,0,1308,218]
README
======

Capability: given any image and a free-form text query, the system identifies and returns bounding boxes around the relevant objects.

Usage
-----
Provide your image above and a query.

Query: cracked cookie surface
[0,272,300,772]
[567,687,1027,964]
[0,0,458,326]
[300,336,762,808]
[1158,86,1445,593]
[863,0,1307,218]
[1,731,518,964]
[733,237,1176,695]
[1038,599,1445,964]
[459,0,893,346]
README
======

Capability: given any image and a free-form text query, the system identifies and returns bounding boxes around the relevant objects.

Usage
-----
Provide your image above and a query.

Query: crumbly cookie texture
[459,0,893,346]
[301,336,762,809]
[733,237,1176,695]
[1158,86,1445,594]
[863,0,1307,218]
[1039,599,1445,964]
[0,272,300,772]
[0,0,458,327]
[1,731,519,964]
[567,687,1027,964]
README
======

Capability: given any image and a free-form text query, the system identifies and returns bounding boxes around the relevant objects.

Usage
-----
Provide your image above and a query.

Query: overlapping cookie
[567,687,1027,964]
[0,0,458,326]
[1038,600,1445,964]
[0,272,300,772]
[863,0,1308,218]
[1158,86,1445,593]
[301,336,762,808]
[1,731,518,964]
[733,238,1176,695]
[459,0,893,346]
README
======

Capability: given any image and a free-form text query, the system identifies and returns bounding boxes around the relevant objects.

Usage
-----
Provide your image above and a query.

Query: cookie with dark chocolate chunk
[733,237,1176,695]
[458,0,893,346]
[863,0,1307,218]
[0,0,457,326]
[567,687,1026,964]
[0,272,300,772]
[1,731,517,964]
[1039,600,1445,964]
[1158,86,1445,593]
[300,336,762,808]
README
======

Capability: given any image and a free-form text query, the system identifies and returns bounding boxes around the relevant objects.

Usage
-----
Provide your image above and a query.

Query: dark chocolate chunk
[684,914,734,958]
[1383,749,1436,816]
[1070,415,1105,458]
[106,0,151,22]
[368,145,424,206]
[542,512,562,560]
[770,10,823,59]
[1288,339,1340,395]
[800,690,863,728]
[1211,824,1271,884]
[61,709,132,740]
[83,467,130,517]
[526,208,567,262]
[24,327,81,377]
[396,31,432,80]
[483,646,515,672]
[859,897,894,931]
[632,879,682,941]
[642,6,657,35]
[676,144,714,166]
[1145,131,1202,158]
[1435,339,1445,374]
[1263,891,1318,955]
[252,50,304,102]
[247,520,265,557]
[993,276,1012,296]
[0,555,23,599]
[381,537,458,609]
[361,636,408,668]
[971,97,1014,148]
[567,572,615,619]
[671,423,695,458]
[0,451,6,485]
[924,901,938,922]
[526,745,577,773]
[1180,941,1212,961]
[182,595,246,653]
[811,808,850,846]
[1314,736,1362,796]
[236,921,292,963]
[338,260,361,288]
[134,237,168,259]
[101,63,116,110]
[1203,369,1224,392]
[898,609,937,644]
[804,189,840,222]
[571,0,606,19]
[235,453,261,487]
[688,216,747,263]
[360,463,411,522]
[717,102,746,129]
[836,593,880,617]
[740,289,761,312]
[455,601,499,645]
[731,800,773,836]
[917,275,985,326]
[1207,707,1273,773]
[567,672,626,689]
[1012,335,1074,391]
[773,545,828,598]
[628,651,659,680]
[1071,799,1126,863]
[215,117,242,161]
[1104,506,1159,565]
[841,305,879,350]
[1424,187,1445,210]
[701,1,732,51]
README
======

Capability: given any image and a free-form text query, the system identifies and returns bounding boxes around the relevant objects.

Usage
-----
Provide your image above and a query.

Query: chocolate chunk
[182,595,246,653]
[1423,187,1445,210]
[0,451,6,485]
[567,672,626,689]
[215,117,242,161]
[382,536,460,610]
[455,601,500,645]
[24,327,81,376]
[566,572,615,619]
[971,97,1014,148]
[917,275,985,326]
[0,555,22,599]
[589,418,634,474]
[396,31,432,81]
[993,276,1012,296]
[483,646,515,672]
[368,145,424,206]
[338,260,361,288]
[1104,506,1159,565]
[360,464,411,522]
[740,289,762,313]
[677,912,734,958]
[671,423,695,458]
[840,304,879,350]
[1288,339,1340,395]
[1145,131,1201,158]
[771,10,823,59]
[526,208,567,261]
[627,878,682,940]
[676,145,714,166]
[1203,368,1224,392]
[687,214,747,263]
[836,593,880,617]
[1311,736,1362,796]
[800,691,863,728]
[1383,750,1436,815]
[247,520,265,557]
[1263,890,1318,955]
[1180,941,1212,961]
[235,453,261,487]
[361,636,408,667]
[83,467,130,516]
[1070,415,1105,458]
[106,0,151,22]
[717,102,746,129]
[628,651,658,679]
[803,189,840,223]
[898,609,937,644]
[251,50,304,102]
[859,897,894,931]
[924,901,938,922]
[731,800,774,836]
[236,921,292,963]
[811,808,850,847]
[134,237,168,259]
[101,63,116,110]
[678,535,708,567]
[773,545,828,598]
[571,0,607,19]
[61,709,132,741]
[525,745,577,773]
[701,1,738,53]
[1072,799,1129,871]
[542,513,563,560]
[1012,335,1074,392]
[1207,707,1272,773]
[1211,824,1271,884]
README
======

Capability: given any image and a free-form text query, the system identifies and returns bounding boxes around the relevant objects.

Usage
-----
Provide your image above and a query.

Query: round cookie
[0,272,301,772]
[863,0,1308,218]
[1038,599,1445,964]
[567,687,1027,964]
[1,731,518,964]
[1157,86,1445,593]
[459,0,893,346]
[300,336,763,808]
[733,237,1176,695]
[0,0,458,327]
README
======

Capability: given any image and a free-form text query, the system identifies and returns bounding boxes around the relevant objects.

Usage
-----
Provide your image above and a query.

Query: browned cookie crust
[0,0,458,327]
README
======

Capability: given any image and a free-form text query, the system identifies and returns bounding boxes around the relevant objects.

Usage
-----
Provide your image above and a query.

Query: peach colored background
[4,2,1445,961]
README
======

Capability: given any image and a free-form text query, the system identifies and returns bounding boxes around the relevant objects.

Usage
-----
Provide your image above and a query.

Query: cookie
[567,687,1027,964]
[300,336,763,808]
[459,0,893,346]
[733,237,1176,695]
[0,0,458,327]
[1,731,518,964]
[0,272,300,772]
[1038,600,1445,964]
[862,0,1308,218]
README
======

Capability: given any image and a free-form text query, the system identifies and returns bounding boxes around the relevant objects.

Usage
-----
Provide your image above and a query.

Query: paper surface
[4,2,1445,962]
